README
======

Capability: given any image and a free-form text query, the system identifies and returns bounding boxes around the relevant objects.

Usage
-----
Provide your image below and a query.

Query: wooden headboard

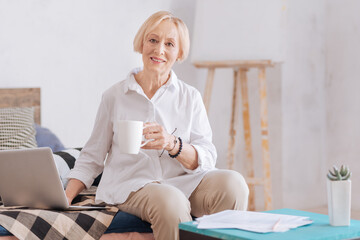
[0,88,41,124]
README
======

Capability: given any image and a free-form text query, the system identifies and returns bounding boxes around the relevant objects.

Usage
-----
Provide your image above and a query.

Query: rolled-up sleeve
[183,91,217,173]
[67,94,113,188]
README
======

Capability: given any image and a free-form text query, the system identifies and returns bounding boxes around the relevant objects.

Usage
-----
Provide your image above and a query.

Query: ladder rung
[245,177,266,185]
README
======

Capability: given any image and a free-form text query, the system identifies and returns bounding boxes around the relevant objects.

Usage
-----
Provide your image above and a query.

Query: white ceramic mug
[117,120,152,154]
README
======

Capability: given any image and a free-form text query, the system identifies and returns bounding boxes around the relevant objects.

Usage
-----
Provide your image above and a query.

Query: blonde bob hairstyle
[133,11,190,62]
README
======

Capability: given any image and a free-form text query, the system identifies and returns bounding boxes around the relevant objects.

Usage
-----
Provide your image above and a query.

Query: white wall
[191,0,285,62]
[281,0,360,210]
[325,0,360,210]
[281,0,327,209]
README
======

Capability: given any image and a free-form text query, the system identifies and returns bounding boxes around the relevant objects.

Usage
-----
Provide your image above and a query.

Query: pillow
[53,148,102,188]
[35,124,65,152]
[0,107,37,150]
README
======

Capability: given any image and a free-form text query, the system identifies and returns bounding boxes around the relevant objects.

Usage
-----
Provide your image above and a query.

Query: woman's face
[142,20,180,76]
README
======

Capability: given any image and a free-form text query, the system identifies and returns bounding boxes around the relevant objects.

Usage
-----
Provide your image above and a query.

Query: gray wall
[325,0,360,211]
[281,0,327,209]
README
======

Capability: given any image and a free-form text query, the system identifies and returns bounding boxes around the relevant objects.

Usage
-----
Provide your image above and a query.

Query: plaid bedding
[0,195,118,240]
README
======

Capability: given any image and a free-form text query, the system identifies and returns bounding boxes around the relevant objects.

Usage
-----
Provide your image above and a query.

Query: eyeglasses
[159,128,177,158]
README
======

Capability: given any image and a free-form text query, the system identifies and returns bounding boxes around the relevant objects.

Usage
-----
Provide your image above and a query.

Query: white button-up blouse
[68,68,217,204]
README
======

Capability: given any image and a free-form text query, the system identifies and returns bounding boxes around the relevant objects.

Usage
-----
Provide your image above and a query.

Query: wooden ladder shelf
[193,60,274,211]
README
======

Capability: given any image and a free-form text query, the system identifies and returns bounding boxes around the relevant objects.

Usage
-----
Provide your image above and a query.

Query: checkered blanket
[0,195,118,240]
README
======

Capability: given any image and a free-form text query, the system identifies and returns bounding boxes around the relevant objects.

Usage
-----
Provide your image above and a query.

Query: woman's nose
[154,43,165,55]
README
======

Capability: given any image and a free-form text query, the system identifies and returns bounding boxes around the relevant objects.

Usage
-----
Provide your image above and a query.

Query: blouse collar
[124,68,179,94]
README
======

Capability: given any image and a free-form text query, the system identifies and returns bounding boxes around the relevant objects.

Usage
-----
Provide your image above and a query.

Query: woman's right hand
[65,178,86,205]
[66,196,73,205]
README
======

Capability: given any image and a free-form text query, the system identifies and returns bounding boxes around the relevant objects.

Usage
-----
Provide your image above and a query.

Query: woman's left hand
[142,122,175,151]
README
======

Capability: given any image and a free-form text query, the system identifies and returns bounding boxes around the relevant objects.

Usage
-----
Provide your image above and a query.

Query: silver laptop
[0,147,106,210]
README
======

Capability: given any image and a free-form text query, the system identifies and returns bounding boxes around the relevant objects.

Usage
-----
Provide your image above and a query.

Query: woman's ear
[177,52,182,62]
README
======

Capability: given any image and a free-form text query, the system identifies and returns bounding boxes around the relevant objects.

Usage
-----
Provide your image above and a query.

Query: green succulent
[327,165,351,181]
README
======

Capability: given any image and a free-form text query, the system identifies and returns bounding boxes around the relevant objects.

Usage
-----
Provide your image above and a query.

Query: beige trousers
[117,170,249,240]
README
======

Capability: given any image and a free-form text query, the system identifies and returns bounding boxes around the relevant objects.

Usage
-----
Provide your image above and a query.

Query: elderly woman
[65,11,249,240]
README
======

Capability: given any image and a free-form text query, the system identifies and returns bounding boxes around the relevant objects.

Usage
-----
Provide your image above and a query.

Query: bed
[0,88,154,240]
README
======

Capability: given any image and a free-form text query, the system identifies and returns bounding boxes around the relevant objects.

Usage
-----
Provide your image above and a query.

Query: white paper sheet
[195,210,313,233]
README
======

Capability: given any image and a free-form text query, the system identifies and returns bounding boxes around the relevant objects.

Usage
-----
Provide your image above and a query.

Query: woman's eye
[166,42,174,47]
[149,39,157,43]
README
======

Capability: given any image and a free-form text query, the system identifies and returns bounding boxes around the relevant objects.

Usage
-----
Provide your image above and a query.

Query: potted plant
[327,165,352,226]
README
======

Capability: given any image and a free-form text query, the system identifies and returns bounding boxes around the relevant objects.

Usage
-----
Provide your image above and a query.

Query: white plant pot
[327,179,351,226]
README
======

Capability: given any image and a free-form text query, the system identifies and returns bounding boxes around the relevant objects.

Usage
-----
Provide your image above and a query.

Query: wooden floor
[303,206,360,220]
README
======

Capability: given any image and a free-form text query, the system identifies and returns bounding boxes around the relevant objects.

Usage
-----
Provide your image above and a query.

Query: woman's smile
[150,56,166,63]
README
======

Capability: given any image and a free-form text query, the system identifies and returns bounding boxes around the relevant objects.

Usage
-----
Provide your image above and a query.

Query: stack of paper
[195,210,313,233]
